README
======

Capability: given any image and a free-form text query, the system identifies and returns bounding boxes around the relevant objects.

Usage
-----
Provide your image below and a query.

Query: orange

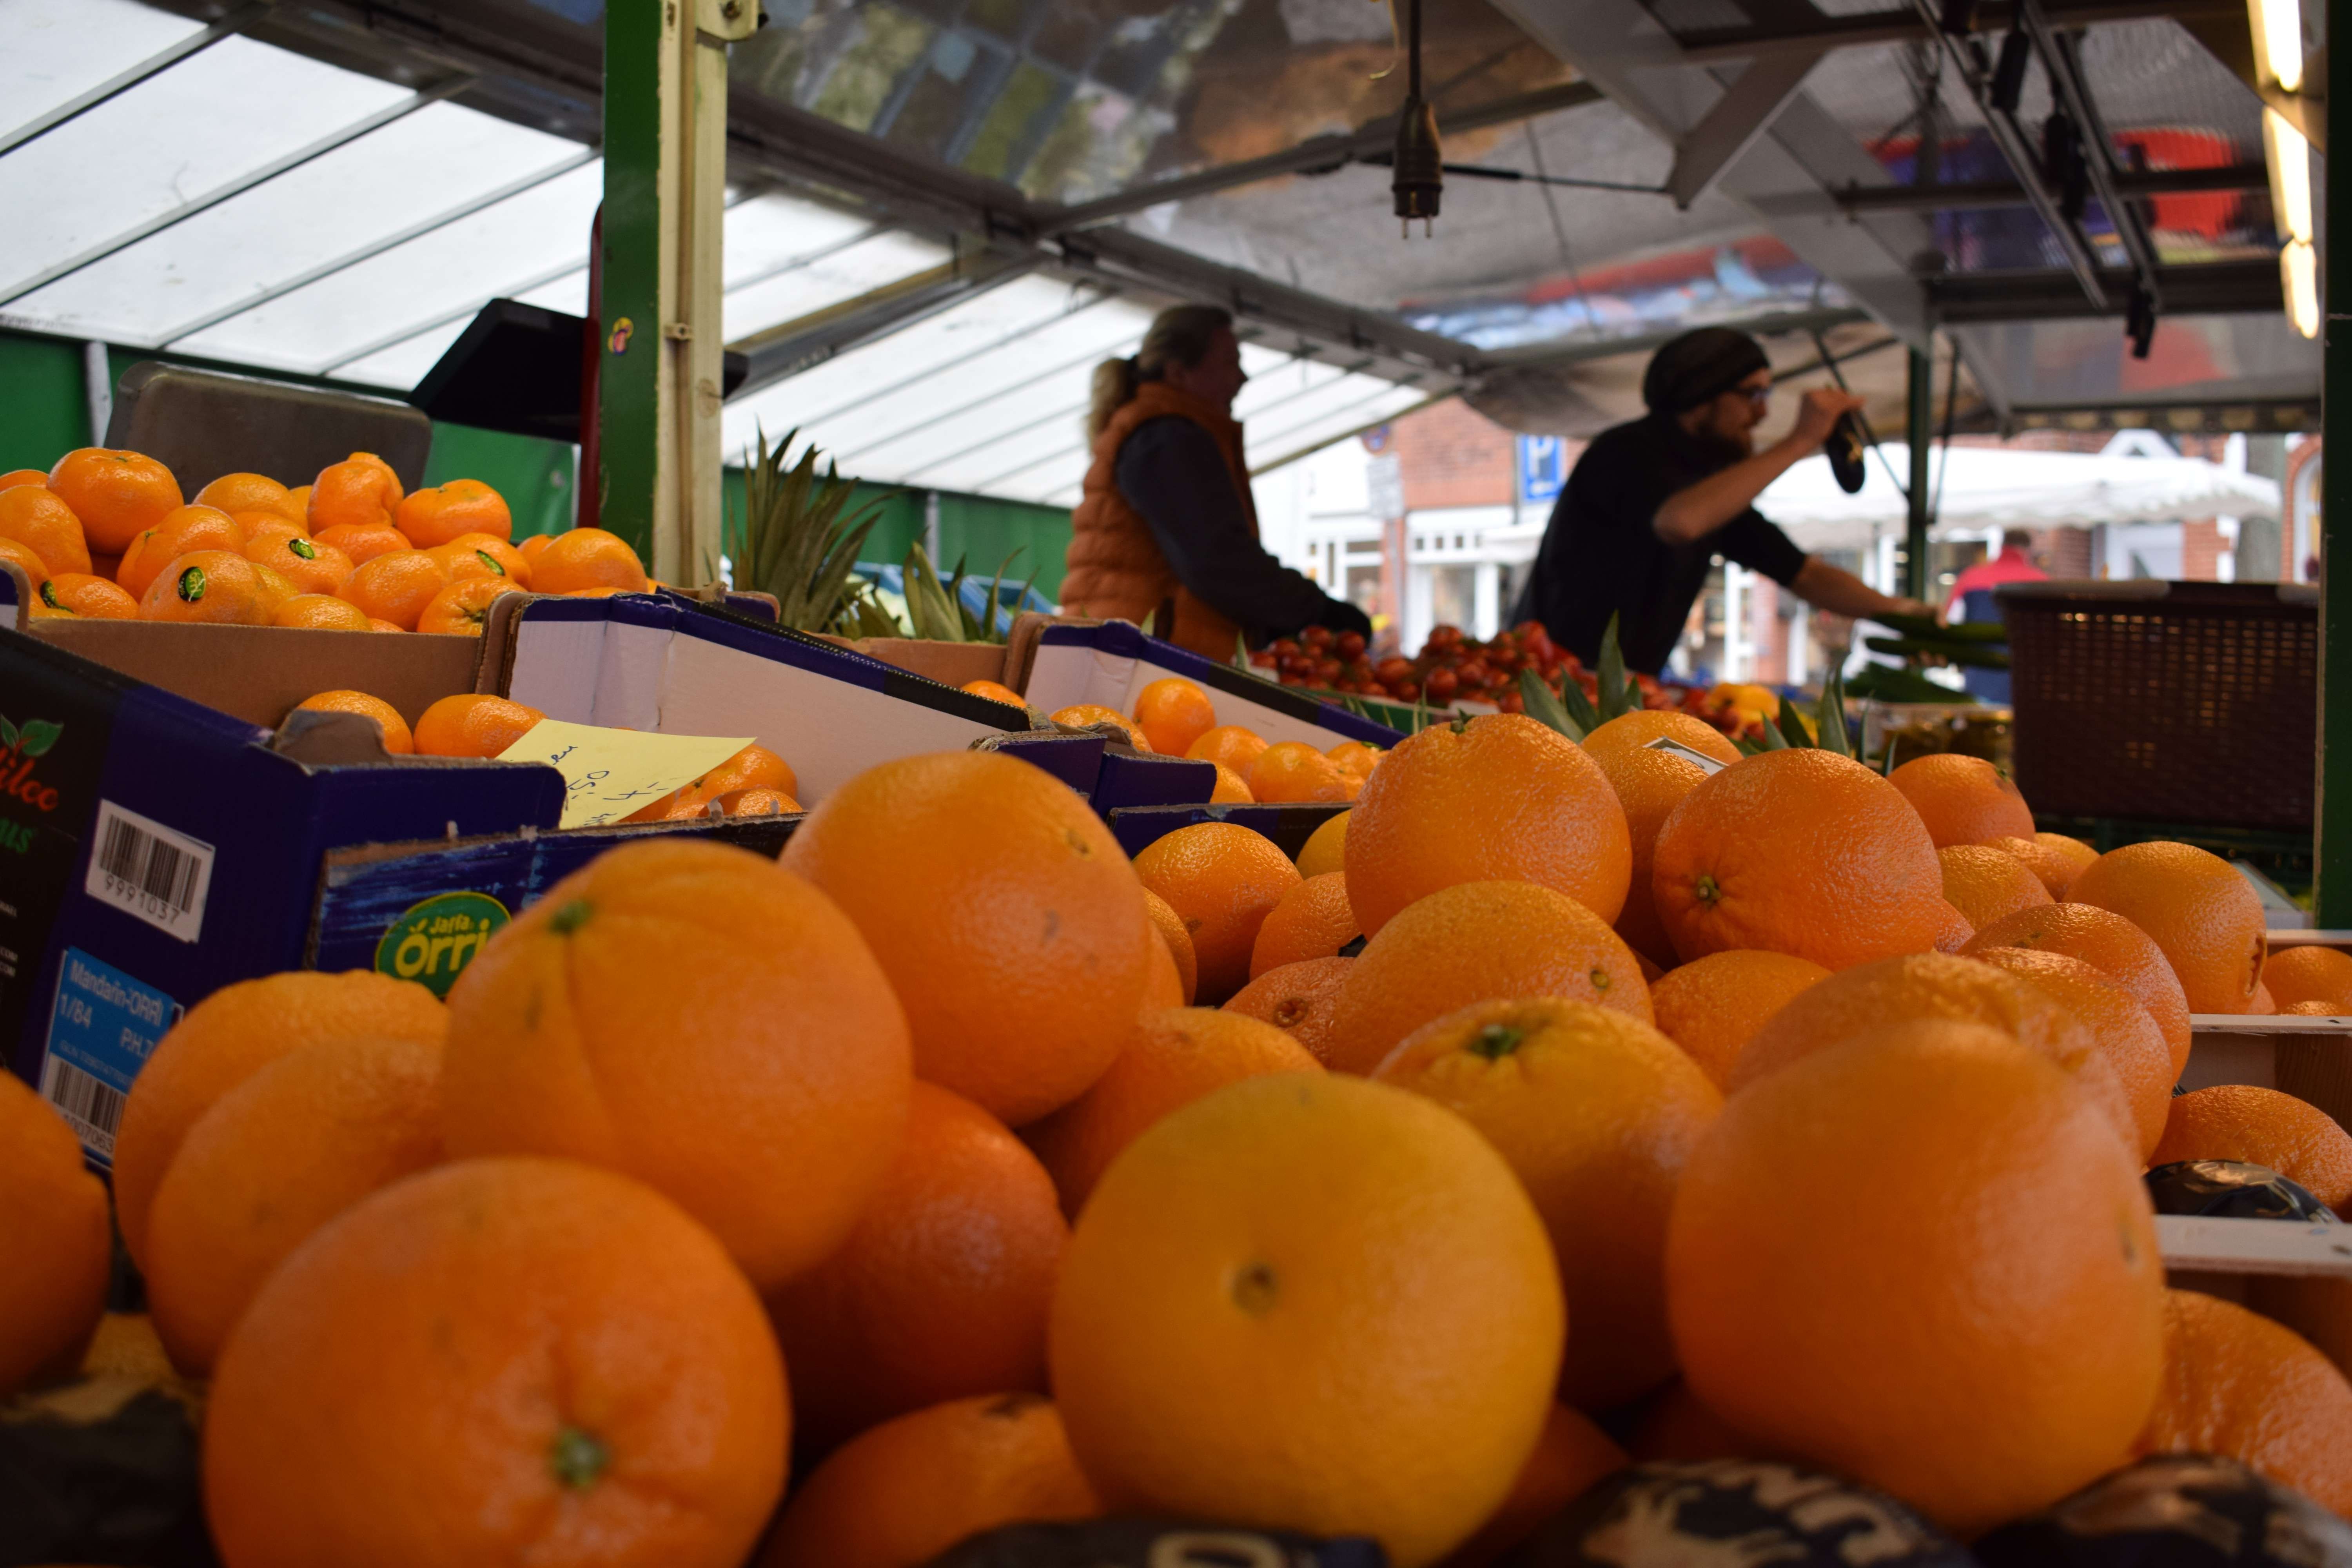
[662,744,799,818]
[1651,748,1951,969]
[757,1394,1098,1568]
[517,532,552,570]
[1648,948,1831,1090]
[0,468,45,492]
[1323,880,1651,1076]
[2037,830,2101,885]
[1988,835,2080,898]
[283,483,311,518]
[1940,843,2055,929]
[48,447,181,552]
[766,1082,1066,1453]
[336,547,450,630]
[249,560,298,619]
[1050,703,1151,750]
[239,500,312,550]
[1249,739,1357,803]
[145,1034,444,1376]
[1345,713,1632,935]
[1375,996,1720,1410]
[2071,841,2268,1013]
[245,530,353,596]
[416,576,522,635]
[0,1073,109,1395]
[1327,740,1385,781]
[717,786,799,815]
[1222,955,1354,1065]
[960,678,1027,707]
[1439,1403,1627,1568]
[1139,924,1186,1010]
[1049,1073,1564,1568]
[1888,753,2036,847]
[316,522,411,566]
[112,971,446,1270]
[194,471,300,520]
[1132,822,1302,1005]
[1025,1006,1321,1216]
[2250,980,2278,1014]
[204,1156,787,1568]
[566,585,631,599]
[443,840,912,1289]
[1132,677,1216,755]
[1186,724,1268,773]
[2287,999,2348,1016]
[292,689,414,753]
[1248,871,1359,978]
[394,477,511,548]
[306,451,403,533]
[117,503,244,598]
[0,536,49,590]
[1579,709,1743,767]
[1666,1017,2165,1533]
[782,751,1155,1124]
[532,526,648,594]
[2151,1085,2352,1210]
[1582,726,1719,969]
[1142,888,1198,1004]
[1296,809,1348,878]
[1963,903,2194,1077]
[1974,947,2174,1160]
[138,548,270,624]
[271,592,373,631]
[2267,947,2352,1010]
[39,571,137,619]
[412,693,545,758]
[1208,760,1254,802]
[0,484,91,575]
[427,530,532,588]
[2138,1289,2352,1512]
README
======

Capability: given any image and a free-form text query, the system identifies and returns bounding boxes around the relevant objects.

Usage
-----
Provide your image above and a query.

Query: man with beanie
[1511,326,1936,673]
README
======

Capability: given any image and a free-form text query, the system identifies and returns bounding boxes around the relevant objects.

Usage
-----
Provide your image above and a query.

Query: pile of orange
[3,447,650,635]
[15,697,2352,1568]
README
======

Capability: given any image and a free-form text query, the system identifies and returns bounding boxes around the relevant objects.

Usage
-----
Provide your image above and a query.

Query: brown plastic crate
[1998,580,2317,831]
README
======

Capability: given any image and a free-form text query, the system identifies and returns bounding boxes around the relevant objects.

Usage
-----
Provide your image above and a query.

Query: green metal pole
[1905,345,1933,602]
[596,0,662,561]
[2318,0,2352,925]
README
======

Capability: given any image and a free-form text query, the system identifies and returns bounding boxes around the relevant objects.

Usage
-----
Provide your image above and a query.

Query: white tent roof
[1758,441,2283,552]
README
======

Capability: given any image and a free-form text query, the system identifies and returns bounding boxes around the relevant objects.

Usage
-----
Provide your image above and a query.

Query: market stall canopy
[1757,439,2282,551]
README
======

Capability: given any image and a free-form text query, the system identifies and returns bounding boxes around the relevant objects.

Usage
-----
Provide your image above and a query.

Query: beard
[1662,414,1751,474]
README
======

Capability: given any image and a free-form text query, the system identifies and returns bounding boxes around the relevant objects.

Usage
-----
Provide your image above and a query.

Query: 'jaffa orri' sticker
[374,891,510,998]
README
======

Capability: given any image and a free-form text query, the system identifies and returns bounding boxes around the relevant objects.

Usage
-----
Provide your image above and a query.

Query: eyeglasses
[1739,384,1772,407]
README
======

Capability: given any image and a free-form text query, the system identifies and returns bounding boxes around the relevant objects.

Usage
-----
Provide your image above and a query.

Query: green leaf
[17,719,59,757]
[900,543,968,642]
[1883,734,1901,776]
[1733,734,1764,756]
[1755,711,1791,750]
[0,716,16,750]
[1595,613,1632,723]
[1517,668,1586,742]
[1558,674,1601,735]
[1775,694,1815,749]
[1815,657,1853,759]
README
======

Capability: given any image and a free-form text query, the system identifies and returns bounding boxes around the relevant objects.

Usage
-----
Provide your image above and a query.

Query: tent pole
[1905,346,1933,601]
[2319,0,2351,926]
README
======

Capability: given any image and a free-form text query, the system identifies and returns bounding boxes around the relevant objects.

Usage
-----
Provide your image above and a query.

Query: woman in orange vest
[1063,305,1372,660]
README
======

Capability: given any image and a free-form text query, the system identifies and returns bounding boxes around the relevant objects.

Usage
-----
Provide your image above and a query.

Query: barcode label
[40,1054,126,1158]
[84,800,214,942]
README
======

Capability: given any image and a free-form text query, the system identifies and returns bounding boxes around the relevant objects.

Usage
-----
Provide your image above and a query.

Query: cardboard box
[1019,620,1403,750]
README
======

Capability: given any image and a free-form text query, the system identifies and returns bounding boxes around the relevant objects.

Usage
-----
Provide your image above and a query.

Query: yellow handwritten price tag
[497,719,755,829]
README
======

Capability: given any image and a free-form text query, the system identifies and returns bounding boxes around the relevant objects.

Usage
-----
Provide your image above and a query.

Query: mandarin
[2264,946,2352,1011]
[39,572,137,620]
[416,576,521,635]
[1987,835,2080,898]
[664,744,797,817]
[2151,1085,2352,1212]
[1888,753,2037,847]
[194,471,299,520]
[960,678,1027,708]
[1583,730,1719,969]
[1440,1403,1628,1568]
[1648,948,1832,1090]
[1186,724,1269,773]
[307,452,403,533]
[118,504,243,598]
[1327,740,1385,781]
[1974,947,2174,1160]
[427,531,532,588]
[1249,740,1357,803]
[0,1073,110,1395]
[1132,677,1217,756]
[316,522,411,566]
[1248,872,1360,978]
[0,537,50,589]
[1209,760,1254,802]
[283,483,311,517]
[1142,888,1199,1004]
[2071,841,2267,1014]
[1296,809,1348,878]
[1222,955,1354,1065]
[337,548,449,630]
[1963,903,2194,1076]
[532,526,648,594]
[1132,822,1302,1005]
[1940,843,2055,929]
[2138,1289,2352,1512]
[1050,703,1151,750]
[246,531,353,596]
[271,593,373,632]
[138,549,270,624]
[0,468,44,491]
[395,477,511,548]
[293,689,414,753]
[49,447,181,552]
[0,484,91,575]
[412,693,545,758]
[716,786,799,816]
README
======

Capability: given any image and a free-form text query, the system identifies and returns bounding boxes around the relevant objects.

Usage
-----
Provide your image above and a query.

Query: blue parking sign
[1519,435,1565,504]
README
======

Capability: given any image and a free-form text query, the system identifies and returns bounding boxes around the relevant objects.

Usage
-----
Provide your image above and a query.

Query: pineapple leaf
[1518,668,1586,742]
[1775,694,1815,749]
[1595,613,1632,722]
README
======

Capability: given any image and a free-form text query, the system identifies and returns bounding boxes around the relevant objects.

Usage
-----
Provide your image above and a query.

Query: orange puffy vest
[1063,382,1256,661]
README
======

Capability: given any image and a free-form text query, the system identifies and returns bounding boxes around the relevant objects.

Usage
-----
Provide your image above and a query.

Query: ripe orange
[395,478,511,548]
[2037,831,2100,884]
[0,468,45,492]
[283,483,311,518]
[1374,996,1720,1410]
[443,840,913,1289]
[661,744,798,817]
[532,526,648,594]
[1651,748,1952,969]
[1186,724,1268,773]
[240,503,312,554]
[517,532,552,570]
[113,971,446,1269]
[2070,841,2267,1013]
[1963,903,2194,1076]
[1582,728,1719,969]
[2151,1085,2352,1211]
[1441,1403,1628,1568]
[1222,955,1354,1065]
[1025,1006,1321,1216]
[766,1082,1066,1453]
[1248,872,1359,978]
[1667,1018,2165,1533]
[1208,760,1254,802]
[137,549,270,624]
[1579,710,1742,768]
[194,471,299,520]
[316,522,410,566]
[306,452,404,533]
[272,592,373,631]
[0,536,49,589]
[1648,949,1831,1090]
[1940,843,2055,929]
[49,447,181,552]
[411,693,544,758]
[1327,740,1385,782]
[2264,946,2352,1011]
[0,484,91,575]
[249,561,298,620]
[416,576,522,635]
[781,751,1155,1125]
[1973,947,2174,1160]
[146,1034,444,1376]
[0,1073,109,1395]
[336,547,450,630]
[1133,822,1303,1005]
[1049,1074,1564,1568]
[1888,753,2036,847]
[1345,713,1632,935]
[1132,677,1216,755]
[427,530,532,588]
[717,786,799,816]
[757,1394,1099,1568]
[1296,809,1348,878]
[40,572,138,619]
[1323,880,1651,1076]
[2287,1000,2349,1016]
[1987,835,2080,898]
[2250,980,2279,1014]
[2139,1289,2352,1512]
[1249,740,1357,803]
[1050,703,1151,750]
[205,1156,788,1568]
[292,689,414,752]
[118,504,245,598]
[245,531,353,596]
[1142,889,1198,1004]
[1140,925,1186,1011]
[961,678,1027,708]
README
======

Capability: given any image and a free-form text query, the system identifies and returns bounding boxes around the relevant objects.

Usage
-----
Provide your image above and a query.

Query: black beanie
[1642,327,1771,413]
